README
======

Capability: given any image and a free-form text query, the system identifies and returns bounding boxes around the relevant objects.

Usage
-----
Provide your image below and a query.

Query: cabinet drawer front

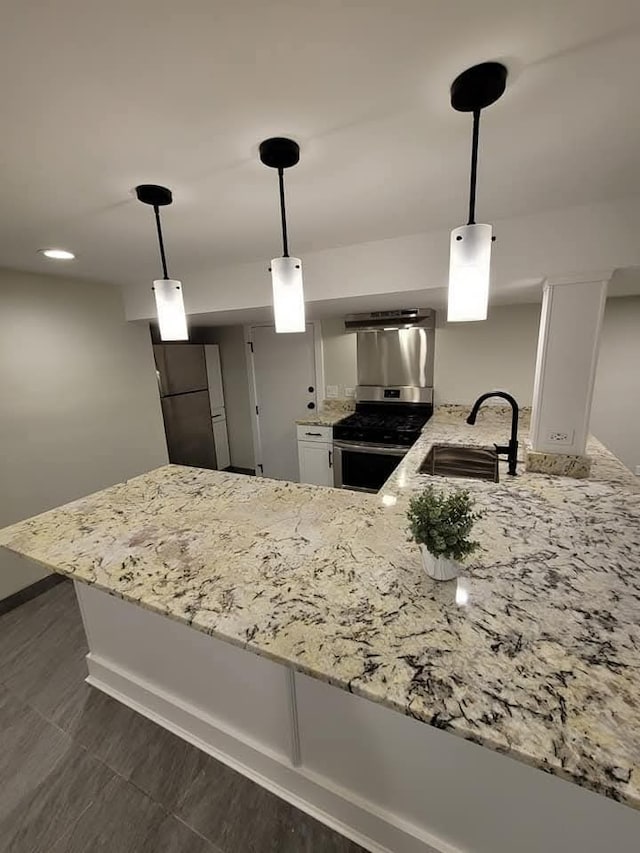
[296,425,333,443]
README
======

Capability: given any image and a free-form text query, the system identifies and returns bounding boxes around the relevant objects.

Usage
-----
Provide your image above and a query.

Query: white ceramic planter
[419,545,460,581]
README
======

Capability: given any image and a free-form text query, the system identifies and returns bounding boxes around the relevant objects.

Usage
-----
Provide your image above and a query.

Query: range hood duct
[344,308,435,332]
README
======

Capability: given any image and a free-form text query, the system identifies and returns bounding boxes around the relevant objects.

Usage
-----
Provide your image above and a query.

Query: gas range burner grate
[334,404,433,446]
[338,412,430,432]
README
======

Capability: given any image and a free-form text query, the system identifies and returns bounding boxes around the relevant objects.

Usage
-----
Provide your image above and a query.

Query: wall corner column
[529,271,611,461]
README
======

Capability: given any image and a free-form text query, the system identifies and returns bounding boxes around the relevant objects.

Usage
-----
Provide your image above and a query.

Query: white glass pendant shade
[447,223,492,322]
[271,257,305,333]
[153,279,188,341]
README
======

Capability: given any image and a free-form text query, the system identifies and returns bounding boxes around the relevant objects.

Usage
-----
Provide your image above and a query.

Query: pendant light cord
[153,205,170,279]
[278,167,290,257]
[467,108,481,225]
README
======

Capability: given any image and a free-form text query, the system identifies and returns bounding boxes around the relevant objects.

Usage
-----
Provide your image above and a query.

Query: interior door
[251,324,317,481]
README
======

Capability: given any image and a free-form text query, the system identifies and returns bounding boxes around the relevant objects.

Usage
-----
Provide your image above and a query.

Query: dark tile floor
[0,581,366,853]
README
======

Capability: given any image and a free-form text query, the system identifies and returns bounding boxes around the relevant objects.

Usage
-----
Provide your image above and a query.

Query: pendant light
[447,62,507,322]
[135,184,188,341]
[259,137,305,334]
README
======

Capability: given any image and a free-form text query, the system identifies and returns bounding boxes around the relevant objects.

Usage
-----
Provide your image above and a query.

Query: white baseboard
[86,653,456,853]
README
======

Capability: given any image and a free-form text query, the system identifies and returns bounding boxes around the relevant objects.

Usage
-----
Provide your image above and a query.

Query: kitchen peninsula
[1,408,639,853]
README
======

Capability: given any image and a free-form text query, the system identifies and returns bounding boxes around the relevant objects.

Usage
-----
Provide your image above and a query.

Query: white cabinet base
[298,439,334,486]
[75,583,640,853]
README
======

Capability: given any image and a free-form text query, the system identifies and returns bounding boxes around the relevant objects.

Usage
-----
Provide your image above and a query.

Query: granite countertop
[295,410,346,427]
[1,409,639,809]
[295,398,354,427]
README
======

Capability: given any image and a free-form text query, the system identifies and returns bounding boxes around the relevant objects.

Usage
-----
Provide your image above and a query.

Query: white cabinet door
[213,415,231,470]
[205,345,226,412]
[298,441,333,486]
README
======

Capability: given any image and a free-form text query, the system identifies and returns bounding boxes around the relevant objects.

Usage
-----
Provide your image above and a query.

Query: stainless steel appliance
[334,310,435,492]
[355,328,433,389]
[154,343,230,470]
[333,397,432,492]
[344,307,435,332]
[347,308,435,390]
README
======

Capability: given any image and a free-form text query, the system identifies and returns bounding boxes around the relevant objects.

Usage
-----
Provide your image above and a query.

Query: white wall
[434,305,540,405]
[322,304,541,405]
[123,197,640,323]
[592,296,640,472]
[321,298,640,471]
[321,317,357,398]
[192,325,255,470]
[0,268,168,599]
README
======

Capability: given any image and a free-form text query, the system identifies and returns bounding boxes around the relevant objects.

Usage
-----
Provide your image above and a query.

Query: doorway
[246,324,322,481]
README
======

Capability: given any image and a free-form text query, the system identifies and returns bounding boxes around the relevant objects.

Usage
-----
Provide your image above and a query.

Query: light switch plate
[326,385,339,399]
[345,387,355,398]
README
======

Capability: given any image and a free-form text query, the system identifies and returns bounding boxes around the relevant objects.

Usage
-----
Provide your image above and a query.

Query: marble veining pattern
[525,447,592,479]
[296,398,354,426]
[295,411,344,427]
[1,410,639,810]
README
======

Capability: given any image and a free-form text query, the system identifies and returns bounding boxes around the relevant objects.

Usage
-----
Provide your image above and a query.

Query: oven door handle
[332,441,408,456]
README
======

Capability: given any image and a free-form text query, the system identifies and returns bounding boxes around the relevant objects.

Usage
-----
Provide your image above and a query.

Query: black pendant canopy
[259,137,300,170]
[450,62,507,226]
[450,62,507,113]
[135,184,173,279]
[259,137,300,258]
[135,184,173,207]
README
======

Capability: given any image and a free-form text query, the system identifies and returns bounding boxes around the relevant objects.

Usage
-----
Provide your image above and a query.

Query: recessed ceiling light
[39,248,76,260]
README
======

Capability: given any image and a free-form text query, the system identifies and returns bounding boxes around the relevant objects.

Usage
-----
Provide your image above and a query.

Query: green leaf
[407,485,480,561]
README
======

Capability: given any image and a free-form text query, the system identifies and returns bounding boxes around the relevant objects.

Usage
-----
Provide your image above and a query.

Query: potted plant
[407,485,481,581]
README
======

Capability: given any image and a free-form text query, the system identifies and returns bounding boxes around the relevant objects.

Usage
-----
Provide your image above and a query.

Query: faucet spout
[466,391,520,475]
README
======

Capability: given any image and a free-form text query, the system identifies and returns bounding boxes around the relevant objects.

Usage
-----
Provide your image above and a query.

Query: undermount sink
[419,444,499,482]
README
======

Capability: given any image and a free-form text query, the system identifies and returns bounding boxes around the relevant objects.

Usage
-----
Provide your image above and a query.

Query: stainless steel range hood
[344,308,435,331]
[345,309,436,405]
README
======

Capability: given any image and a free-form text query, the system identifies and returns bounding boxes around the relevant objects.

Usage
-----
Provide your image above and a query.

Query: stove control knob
[307,402,316,410]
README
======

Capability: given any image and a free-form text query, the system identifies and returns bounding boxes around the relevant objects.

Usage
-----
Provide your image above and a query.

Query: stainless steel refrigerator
[154,344,231,470]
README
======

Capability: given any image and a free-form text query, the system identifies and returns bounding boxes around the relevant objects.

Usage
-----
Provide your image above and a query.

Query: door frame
[244,322,324,478]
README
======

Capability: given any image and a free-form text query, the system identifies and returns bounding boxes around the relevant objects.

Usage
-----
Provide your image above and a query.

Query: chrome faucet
[466,391,519,476]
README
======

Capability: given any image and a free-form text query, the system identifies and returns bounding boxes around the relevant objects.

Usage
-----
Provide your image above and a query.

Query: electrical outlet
[635,465,640,477]
[345,386,355,398]
[326,385,339,399]
[547,429,574,444]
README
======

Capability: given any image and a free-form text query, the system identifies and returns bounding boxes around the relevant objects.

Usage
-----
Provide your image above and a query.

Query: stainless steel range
[334,309,435,493]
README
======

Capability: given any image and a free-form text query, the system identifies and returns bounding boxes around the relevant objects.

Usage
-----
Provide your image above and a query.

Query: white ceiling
[2,0,640,290]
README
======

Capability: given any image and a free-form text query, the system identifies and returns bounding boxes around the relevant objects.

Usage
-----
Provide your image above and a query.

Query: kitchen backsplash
[322,398,356,415]
[436,403,532,428]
